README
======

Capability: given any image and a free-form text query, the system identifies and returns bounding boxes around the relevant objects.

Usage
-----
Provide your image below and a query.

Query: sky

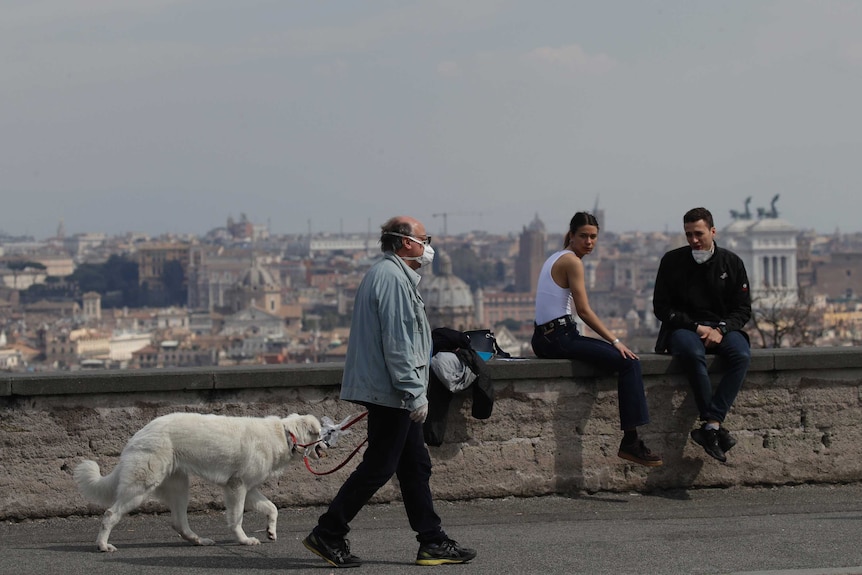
[3,1,862,240]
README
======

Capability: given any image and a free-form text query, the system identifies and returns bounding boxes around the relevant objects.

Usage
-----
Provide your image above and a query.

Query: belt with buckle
[538,315,574,334]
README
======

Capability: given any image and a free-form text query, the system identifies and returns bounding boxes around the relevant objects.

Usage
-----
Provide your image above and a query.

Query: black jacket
[653,243,751,353]
[423,328,494,447]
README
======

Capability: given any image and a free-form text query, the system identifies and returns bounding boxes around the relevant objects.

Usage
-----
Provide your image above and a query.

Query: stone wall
[2,348,862,520]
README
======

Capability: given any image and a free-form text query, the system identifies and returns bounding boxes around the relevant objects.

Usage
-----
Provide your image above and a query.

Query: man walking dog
[303,215,476,568]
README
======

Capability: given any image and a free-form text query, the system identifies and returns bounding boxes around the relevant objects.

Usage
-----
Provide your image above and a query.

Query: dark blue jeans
[531,324,650,429]
[667,329,751,423]
[314,403,446,544]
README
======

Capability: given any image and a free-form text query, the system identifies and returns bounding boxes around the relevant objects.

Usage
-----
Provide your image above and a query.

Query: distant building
[187,246,254,310]
[813,253,862,300]
[43,328,108,369]
[73,329,111,362]
[109,332,151,364]
[224,258,281,314]
[25,299,80,318]
[63,233,107,259]
[221,305,285,337]
[723,216,799,308]
[155,307,189,330]
[82,292,101,322]
[136,241,191,291]
[306,235,374,257]
[130,340,216,369]
[514,214,547,294]
[32,255,75,278]
[0,348,22,370]
[478,290,535,326]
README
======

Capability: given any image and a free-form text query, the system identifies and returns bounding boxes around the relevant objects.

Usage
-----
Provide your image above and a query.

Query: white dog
[74,412,324,552]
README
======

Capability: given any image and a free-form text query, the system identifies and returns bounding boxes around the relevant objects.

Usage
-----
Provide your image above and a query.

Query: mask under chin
[691,249,713,264]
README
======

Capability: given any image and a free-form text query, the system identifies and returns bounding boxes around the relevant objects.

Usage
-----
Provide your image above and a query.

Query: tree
[6,260,46,271]
[5,259,47,289]
[749,288,822,348]
[66,254,143,308]
[67,263,108,293]
[162,260,186,306]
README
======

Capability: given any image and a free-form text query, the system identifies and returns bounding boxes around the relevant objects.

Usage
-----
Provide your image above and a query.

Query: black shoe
[690,427,727,462]
[416,538,477,566]
[717,427,737,452]
[617,439,663,467]
[303,532,362,568]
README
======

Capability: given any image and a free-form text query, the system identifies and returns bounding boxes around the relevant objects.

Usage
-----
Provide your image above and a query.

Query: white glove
[409,403,428,424]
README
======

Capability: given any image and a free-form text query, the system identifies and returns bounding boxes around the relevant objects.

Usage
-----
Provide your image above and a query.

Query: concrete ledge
[7,370,215,395]
[2,346,861,520]
[4,347,852,397]
[212,363,345,390]
[772,346,862,370]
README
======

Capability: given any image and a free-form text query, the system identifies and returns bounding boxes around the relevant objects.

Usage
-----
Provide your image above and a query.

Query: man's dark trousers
[314,404,445,544]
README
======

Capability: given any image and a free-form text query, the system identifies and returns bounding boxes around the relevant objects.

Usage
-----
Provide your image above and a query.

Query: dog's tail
[74,460,118,507]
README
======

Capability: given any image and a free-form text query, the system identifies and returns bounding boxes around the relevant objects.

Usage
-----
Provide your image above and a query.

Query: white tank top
[534,250,574,325]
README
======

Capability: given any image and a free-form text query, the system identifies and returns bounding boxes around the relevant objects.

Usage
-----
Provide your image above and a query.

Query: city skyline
[3,201,850,244]
[4,1,862,239]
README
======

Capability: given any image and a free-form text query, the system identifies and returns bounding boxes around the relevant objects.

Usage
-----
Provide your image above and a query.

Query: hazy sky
[3,1,862,240]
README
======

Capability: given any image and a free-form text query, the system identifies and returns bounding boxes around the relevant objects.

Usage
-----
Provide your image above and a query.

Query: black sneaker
[717,427,737,452]
[303,532,362,568]
[690,427,727,462]
[416,538,477,566]
[617,439,663,467]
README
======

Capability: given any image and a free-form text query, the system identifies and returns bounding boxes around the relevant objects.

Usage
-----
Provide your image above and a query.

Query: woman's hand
[612,339,639,360]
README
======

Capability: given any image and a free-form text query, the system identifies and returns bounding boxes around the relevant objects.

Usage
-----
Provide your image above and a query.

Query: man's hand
[697,324,723,349]
[410,403,428,424]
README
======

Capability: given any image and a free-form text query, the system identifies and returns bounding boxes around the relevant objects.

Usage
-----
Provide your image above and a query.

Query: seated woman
[531,211,662,467]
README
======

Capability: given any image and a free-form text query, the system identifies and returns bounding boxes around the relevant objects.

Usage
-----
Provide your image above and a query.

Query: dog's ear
[302,414,322,437]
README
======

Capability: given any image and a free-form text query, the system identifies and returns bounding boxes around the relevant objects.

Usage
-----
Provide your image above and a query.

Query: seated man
[653,207,752,463]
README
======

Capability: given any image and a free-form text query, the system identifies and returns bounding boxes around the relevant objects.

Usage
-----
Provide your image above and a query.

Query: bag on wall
[464,329,510,360]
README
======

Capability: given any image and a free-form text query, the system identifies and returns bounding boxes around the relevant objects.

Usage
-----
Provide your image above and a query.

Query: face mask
[692,249,713,264]
[404,244,435,268]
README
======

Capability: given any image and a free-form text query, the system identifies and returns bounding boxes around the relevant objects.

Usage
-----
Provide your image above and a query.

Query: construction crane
[432,212,483,237]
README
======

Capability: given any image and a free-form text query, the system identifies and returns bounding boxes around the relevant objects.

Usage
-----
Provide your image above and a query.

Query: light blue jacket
[340,252,431,411]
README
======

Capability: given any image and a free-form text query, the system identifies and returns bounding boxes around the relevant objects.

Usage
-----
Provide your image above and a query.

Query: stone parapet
[1,347,861,520]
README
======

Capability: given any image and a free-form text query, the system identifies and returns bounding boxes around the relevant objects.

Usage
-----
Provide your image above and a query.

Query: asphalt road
[4,483,862,575]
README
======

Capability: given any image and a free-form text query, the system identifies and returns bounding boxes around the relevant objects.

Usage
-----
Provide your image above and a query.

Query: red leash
[302,411,369,476]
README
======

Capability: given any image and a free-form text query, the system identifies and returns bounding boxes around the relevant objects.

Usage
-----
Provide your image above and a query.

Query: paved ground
[4,483,862,575]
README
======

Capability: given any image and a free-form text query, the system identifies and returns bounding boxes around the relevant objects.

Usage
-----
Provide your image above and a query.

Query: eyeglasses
[385,232,432,246]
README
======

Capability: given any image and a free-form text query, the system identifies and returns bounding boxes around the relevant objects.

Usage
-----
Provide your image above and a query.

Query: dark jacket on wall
[423,328,494,447]
[653,243,752,353]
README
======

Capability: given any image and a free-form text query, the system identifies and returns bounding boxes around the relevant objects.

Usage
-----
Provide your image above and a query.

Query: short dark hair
[564,211,600,247]
[379,217,414,253]
[684,207,714,229]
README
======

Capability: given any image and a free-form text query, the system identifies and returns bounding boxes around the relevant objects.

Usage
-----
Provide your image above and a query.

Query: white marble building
[722,216,799,308]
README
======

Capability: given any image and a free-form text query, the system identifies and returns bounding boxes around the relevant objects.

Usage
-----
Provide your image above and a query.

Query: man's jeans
[668,329,751,423]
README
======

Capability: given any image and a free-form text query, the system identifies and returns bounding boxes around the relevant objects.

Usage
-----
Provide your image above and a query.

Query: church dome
[420,251,476,330]
[239,259,279,289]
[422,252,474,311]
